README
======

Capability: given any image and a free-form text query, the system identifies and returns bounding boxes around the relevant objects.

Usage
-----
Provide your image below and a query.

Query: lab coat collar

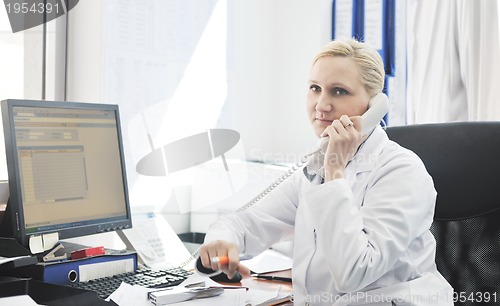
[303,125,388,182]
[349,125,388,173]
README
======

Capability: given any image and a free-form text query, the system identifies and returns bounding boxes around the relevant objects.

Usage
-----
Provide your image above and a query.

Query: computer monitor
[0,99,132,249]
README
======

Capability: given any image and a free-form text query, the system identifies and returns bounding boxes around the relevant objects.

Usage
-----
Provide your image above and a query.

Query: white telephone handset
[318,92,389,153]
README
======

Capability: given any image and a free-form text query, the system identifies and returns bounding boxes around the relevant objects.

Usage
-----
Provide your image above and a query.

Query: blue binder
[332,0,357,40]
[333,0,395,75]
[13,251,137,285]
[382,75,390,125]
[360,0,395,75]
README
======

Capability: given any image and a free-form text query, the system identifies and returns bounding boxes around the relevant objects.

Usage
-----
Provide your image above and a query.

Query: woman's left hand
[320,114,363,181]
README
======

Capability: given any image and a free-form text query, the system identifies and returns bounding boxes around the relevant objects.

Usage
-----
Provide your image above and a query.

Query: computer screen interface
[1,100,131,247]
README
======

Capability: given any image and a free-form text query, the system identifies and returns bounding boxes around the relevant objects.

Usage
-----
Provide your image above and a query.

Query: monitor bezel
[0,99,132,249]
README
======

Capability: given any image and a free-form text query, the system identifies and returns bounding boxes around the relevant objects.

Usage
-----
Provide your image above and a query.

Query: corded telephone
[117,212,193,270]
[192,93,389,277]
[317,92,390,154]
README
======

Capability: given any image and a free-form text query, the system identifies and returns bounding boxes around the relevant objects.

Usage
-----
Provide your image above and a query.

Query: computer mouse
[195,257,242,283]
[210,271,242,283]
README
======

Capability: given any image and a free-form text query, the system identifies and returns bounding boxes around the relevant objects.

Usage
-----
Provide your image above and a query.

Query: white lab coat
[204,126,453,305]
[407,0,500,123]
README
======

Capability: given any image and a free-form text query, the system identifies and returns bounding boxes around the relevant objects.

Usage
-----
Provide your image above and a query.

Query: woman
[199,39,453,305]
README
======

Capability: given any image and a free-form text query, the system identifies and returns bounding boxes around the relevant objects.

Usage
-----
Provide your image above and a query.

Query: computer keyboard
[67,267,193,299]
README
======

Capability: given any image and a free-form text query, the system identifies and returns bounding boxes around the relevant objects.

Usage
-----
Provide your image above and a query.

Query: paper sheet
[42,232,59,251]
[178,274,251,305]
[0,255,32,265]
[0,295,41,306]
[107,273,282,306]
[364,0,384,50]
[241,249,292,274]
[28,236,44,254]
[179,274,279,306]
[334,0,354,39]
[107,282,153,306]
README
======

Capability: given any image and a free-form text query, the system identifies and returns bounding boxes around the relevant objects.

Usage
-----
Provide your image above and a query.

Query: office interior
[0,0,500,292]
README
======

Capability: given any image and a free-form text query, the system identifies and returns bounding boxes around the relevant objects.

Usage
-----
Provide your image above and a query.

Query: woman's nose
[315,94,332,113]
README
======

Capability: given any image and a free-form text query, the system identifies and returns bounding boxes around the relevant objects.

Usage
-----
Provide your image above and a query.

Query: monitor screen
[0,99,131,249]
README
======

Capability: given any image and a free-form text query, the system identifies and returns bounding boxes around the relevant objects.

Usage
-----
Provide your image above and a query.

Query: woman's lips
[315,118,333,126]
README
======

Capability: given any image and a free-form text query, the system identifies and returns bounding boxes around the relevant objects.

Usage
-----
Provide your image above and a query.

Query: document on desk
[177,274,280,306]
[106,282,153,306]
[106,273,285,306]
[240,249,292,274]
[0,295,41,306]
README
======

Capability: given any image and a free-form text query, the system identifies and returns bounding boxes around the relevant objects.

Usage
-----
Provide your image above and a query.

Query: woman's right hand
[199,240,251,279]
[320,115,363,181]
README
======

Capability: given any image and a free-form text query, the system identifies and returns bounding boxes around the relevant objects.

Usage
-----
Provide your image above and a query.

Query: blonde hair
[312,39,385,97]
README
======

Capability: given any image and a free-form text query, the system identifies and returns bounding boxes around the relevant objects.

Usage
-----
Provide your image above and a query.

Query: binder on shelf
[382,75,390,126]
[385,0,396,76]
[389,0,408,125]
[361,0,395,75]
[353,0,364,40]
[332,0,365,40]
[332,0,395,123]
[380,0,407,126]
[332,0,355,40]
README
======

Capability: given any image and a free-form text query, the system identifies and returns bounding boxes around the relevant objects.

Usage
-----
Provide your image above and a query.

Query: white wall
[64,0,334,233]
[223,0,332,164]
[66,0,332,160]
[66,0,103,102]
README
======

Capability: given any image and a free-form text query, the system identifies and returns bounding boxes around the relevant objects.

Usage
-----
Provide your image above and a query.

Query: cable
[179,149,317,269]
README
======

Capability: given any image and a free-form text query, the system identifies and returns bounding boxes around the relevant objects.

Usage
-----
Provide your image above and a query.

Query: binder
[382,76,391,126]
[332,0,395,124]
[333,0,395,74]
[385,0,396,76]
[332,0,355,40]
[9,251,137,285]
[380,0,407,126]
[361,0,395,75]
[332,0,365,41]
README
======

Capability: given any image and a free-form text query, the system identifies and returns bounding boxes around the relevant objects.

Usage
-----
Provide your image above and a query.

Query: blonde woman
[199,39,453,305]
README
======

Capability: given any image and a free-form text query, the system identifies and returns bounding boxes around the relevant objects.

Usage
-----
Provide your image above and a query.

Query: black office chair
[386,122,500,306]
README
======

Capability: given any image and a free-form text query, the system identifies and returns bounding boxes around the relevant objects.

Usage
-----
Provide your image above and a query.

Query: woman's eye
[332,87,348,96]
[310,85,321,92]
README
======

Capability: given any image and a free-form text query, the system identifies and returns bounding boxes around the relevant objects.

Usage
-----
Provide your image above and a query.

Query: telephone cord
[179,150,318,269]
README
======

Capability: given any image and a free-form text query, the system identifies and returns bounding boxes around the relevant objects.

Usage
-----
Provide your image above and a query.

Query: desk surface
[0,270,294,306]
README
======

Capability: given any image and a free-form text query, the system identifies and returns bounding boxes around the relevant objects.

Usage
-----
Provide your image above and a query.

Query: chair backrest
[386,122,500,306]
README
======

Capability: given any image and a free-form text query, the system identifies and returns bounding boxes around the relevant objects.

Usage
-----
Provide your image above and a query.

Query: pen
[210,286,249,291]
[210,255,248,265]
[253,274,292,282]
